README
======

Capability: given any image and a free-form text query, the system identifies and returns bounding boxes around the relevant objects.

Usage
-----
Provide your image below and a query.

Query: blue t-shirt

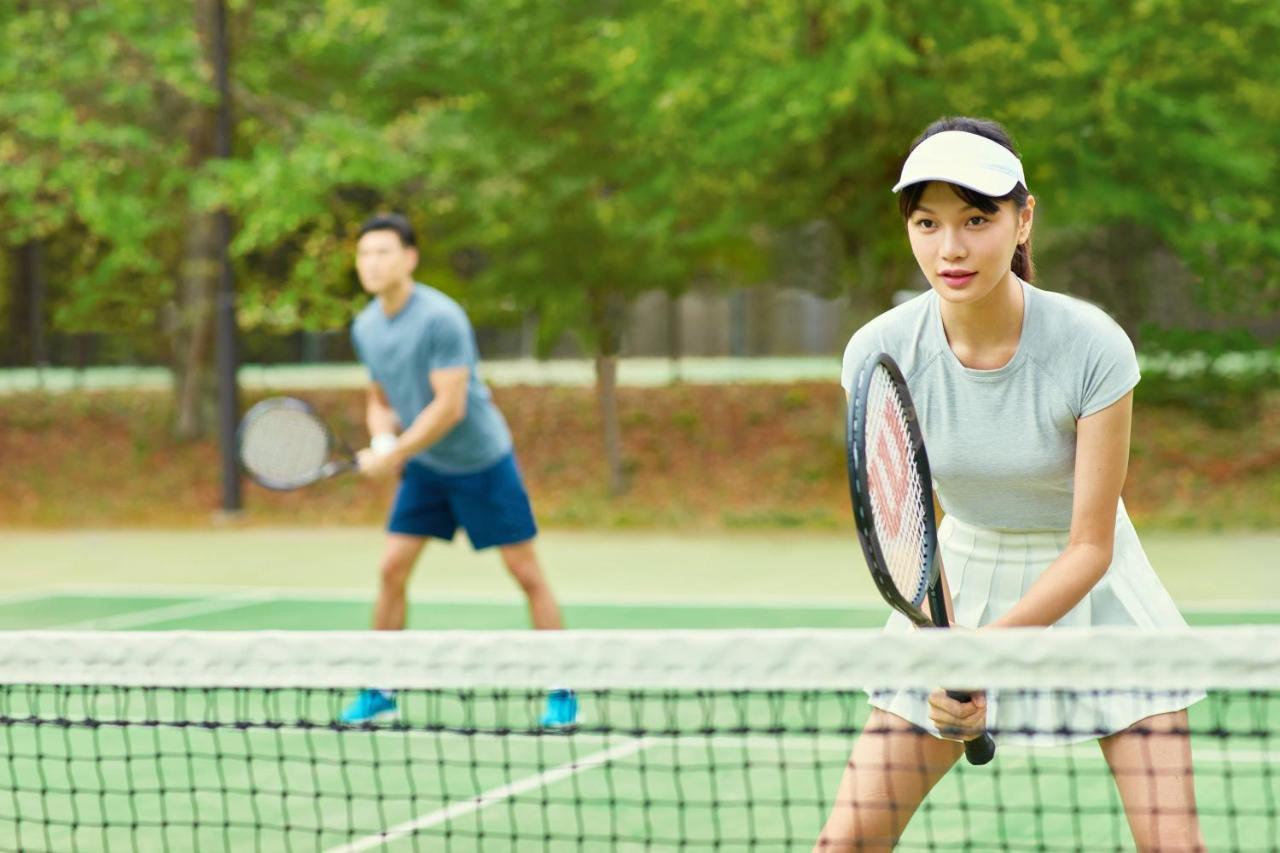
[351,283,512,474]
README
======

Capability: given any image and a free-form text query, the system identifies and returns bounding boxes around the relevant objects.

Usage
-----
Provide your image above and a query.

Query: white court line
[324,737,654,853]
[49,593,275,630]
[32,583,885,610]
[0,588,63,606]
[21,583,1280,615]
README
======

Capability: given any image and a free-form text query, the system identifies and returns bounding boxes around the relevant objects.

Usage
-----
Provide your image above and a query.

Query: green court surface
[1,529,1277,850]
[5,683,1273,851]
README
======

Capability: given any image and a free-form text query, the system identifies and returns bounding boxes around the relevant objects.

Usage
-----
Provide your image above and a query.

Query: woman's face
[905,182,1034,306]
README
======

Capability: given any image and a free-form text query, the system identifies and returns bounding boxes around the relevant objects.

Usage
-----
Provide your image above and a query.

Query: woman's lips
[939,271,977,288]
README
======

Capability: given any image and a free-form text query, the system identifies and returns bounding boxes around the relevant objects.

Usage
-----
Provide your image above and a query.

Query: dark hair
[358,212,417,248]
[897,116,1034,282]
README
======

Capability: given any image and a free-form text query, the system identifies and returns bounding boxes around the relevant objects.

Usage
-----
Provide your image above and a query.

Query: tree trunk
[172,214,220,439]
[589,287,627,496]
[6,246,29,367]
[23,240,47,372]
[170,0,225,440]
[594,352,626,496]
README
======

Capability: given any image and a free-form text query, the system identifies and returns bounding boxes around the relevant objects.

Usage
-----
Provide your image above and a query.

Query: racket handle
[946,690,996,766]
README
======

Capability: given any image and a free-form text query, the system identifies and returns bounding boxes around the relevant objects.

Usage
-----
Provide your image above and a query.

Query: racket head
[237,396,352,491]
[846,353,940,627]
[846,354,998,765]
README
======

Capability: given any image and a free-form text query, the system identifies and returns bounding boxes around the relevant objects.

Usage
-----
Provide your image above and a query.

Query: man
[340,212,574,727]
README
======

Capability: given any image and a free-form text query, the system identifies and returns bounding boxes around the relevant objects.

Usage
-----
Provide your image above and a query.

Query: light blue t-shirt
[840,280,1140,531]
[351,283,512,474]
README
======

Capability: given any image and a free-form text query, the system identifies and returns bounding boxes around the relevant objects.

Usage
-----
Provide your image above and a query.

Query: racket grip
[946,690,996,766]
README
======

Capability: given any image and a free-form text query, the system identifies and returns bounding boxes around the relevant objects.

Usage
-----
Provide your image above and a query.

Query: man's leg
[339,462,449,724]
[373,533,429,630]
[498,538,574,728]
[339,534,429,724]
[452,453,573,726]
[498,539,563,630]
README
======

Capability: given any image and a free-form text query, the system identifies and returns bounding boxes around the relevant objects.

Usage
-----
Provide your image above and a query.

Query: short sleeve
[1078,313,1141,417]
[840,325,887,395]
[350,325,363,362]
[350,322,374,380]
[424,307,477,371]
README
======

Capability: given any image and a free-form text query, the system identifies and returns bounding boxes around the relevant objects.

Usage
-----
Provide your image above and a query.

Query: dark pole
[26,240,48,387]
[212,0,242,512]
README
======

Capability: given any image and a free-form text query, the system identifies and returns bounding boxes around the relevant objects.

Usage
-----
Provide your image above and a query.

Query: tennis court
[1,571,1277,851]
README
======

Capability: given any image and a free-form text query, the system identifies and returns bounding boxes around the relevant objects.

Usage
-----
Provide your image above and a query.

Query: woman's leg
[1099,709,1204,852]
[815,707,964,851]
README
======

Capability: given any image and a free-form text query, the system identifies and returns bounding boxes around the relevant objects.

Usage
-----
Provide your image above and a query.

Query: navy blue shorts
[387,453,538,550]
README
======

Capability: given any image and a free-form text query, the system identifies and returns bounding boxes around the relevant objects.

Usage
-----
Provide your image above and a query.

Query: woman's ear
[1017,195,1036,244]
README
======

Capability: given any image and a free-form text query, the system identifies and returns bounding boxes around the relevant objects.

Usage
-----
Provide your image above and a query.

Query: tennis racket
[846,352,996,766]
[237,396,357,491]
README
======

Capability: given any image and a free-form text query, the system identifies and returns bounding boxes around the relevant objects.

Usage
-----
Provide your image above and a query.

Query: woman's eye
[967,216,988,227]
[915,218,935,229]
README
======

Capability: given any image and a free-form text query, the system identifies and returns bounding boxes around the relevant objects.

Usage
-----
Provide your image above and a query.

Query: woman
[818,117,1203,851]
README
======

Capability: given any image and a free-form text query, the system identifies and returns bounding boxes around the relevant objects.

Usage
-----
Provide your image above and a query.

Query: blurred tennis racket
[237,396,357,491]
[846,352,996,766]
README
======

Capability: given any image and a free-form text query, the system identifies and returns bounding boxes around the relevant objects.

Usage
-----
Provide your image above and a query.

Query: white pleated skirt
[869,504,1205,745]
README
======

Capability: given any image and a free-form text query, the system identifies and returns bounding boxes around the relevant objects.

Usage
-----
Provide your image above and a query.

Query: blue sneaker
[339,689,398,724]
[538,688,579,730]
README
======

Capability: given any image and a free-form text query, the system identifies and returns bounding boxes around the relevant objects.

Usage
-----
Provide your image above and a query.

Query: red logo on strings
[868,410,911,539]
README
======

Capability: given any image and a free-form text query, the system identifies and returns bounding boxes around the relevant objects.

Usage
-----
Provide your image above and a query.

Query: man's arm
[359,367,469,476]
[391,366,469,459]
[366,382,401,443]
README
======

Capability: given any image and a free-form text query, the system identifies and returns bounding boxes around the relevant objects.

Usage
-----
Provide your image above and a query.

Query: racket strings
[239,406,332,486]
[865,367,931,607]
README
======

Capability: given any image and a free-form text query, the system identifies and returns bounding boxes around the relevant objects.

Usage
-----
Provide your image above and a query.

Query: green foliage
[1137,325,1280,426]
[2,0,1278,351]
[0,1,204,333]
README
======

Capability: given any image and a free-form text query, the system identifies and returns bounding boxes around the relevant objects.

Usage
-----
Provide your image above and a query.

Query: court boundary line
[0,588,64,606]
[323,736,655,852]
[20,583,889,610]
[17,583,1280,614]
[48,592,277,630]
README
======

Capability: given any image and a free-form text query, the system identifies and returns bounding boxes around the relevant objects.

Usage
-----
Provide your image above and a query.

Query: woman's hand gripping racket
[237,397,357,491]
[846,353,996,766]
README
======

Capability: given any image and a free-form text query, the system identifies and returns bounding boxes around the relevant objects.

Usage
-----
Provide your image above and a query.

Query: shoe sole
[340,709,400,726]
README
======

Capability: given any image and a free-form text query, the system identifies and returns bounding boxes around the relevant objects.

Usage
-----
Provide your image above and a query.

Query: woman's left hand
[927,689,988,742]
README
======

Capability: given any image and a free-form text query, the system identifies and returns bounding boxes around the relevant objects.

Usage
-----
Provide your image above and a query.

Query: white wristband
[370,433,398,457]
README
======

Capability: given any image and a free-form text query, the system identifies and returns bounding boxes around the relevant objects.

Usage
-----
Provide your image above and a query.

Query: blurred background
[1,0,1277,624]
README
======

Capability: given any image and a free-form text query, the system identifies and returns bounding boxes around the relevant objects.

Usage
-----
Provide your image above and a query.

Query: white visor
[891,130,1027,196]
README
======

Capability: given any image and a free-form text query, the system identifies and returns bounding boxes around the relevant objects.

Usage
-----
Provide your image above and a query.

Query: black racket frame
[847,352,996,766]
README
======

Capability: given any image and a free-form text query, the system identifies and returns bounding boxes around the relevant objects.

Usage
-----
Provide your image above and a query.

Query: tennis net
[0,627,1276,851]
